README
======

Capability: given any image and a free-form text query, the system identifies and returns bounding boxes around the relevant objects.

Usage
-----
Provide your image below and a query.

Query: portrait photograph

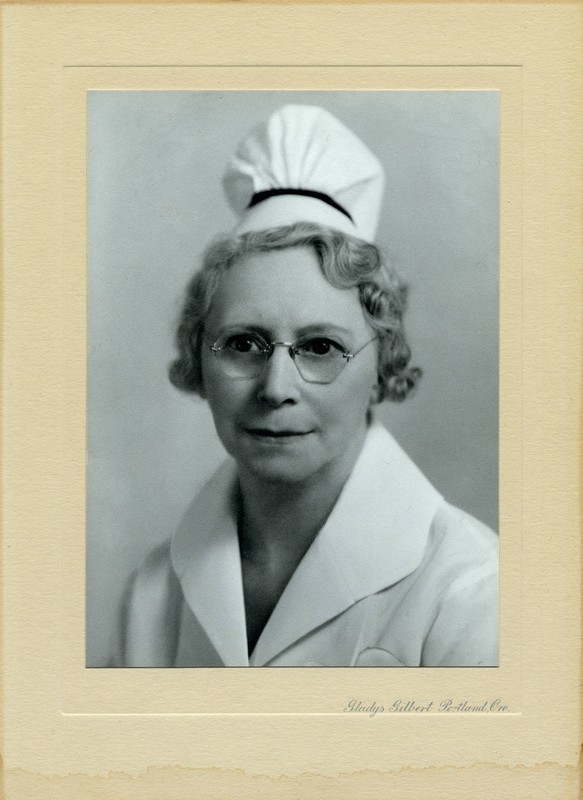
[87,90,499,669]
[3,2,581,798]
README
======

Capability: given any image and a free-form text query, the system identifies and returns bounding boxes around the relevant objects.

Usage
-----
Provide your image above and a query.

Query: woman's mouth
[245,428,312,439]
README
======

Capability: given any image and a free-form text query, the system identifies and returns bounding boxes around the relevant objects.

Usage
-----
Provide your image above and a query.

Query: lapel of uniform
[250,422,443,666]
[170,460,249,666]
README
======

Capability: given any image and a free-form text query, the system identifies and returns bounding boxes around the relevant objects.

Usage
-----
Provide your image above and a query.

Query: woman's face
[201,246,379,488]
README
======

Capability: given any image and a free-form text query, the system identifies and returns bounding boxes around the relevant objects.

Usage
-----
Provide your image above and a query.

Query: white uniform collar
[171,421,443,666]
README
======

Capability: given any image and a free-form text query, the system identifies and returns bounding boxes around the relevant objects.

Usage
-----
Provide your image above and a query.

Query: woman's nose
[256,346,301,407]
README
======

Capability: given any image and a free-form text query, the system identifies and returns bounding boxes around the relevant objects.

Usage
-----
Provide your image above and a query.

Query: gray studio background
[87,91,499,666]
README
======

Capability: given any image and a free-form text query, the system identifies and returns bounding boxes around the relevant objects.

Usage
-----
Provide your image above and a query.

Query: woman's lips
[245,428,312,439]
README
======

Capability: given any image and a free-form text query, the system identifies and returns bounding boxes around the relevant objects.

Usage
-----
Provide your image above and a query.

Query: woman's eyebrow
[214,323,353,338]
[214,323,271,337]
[295,323,353,337]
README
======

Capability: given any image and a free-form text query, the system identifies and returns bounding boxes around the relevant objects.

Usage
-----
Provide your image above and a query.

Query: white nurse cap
[223,105,385,243]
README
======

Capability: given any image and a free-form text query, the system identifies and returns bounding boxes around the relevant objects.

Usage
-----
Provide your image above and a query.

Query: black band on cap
[248,188,354,223]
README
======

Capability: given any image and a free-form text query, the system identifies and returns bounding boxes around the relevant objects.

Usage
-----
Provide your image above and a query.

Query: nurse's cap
[223,105,385,243]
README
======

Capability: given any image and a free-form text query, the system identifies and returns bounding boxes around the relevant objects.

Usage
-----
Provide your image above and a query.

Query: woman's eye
[299,337,342,357]
[225,334,264,353]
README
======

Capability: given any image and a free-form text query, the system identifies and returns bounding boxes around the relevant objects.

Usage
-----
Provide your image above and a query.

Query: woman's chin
[239,454,320,486]
[231,441,324,486]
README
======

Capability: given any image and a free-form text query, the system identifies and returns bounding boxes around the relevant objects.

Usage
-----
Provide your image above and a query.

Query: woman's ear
[369,382,381,405]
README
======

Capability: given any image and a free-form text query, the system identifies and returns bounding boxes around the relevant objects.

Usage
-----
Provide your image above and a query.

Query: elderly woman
[115,105,498,668]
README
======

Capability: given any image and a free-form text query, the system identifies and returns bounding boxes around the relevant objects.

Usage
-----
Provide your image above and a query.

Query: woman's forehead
[206,246,367,333]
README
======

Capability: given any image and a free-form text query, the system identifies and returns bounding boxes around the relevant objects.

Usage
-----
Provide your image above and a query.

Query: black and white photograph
[87,91,499,668]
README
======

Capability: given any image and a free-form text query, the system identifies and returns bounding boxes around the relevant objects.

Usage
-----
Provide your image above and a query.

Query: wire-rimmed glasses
[208,332,377,384]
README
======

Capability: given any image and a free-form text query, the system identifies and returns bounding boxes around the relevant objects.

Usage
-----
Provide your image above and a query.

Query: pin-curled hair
[169,222,421,403]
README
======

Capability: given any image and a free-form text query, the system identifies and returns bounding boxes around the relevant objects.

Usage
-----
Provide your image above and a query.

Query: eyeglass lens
[211,333,352,384]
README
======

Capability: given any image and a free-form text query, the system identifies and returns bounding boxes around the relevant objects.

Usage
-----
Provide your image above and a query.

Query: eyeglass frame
[207,333,378,385]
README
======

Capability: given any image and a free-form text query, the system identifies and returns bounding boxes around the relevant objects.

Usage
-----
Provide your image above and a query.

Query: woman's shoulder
[114,540,183,667]
[434,501,497,548]
[432,502,498,551]
[133,539,174,585]
[423,501,498,588]
[125,539,185,620]
[416,504,498,666]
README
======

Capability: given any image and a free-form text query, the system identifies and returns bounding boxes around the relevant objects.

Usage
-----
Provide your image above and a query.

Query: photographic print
[87,91,499,668]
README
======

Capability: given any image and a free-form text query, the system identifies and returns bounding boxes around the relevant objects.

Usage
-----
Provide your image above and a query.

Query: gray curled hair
[169,222,421,403]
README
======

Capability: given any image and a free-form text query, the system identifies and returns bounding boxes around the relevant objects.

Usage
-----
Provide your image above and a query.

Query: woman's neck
[238,479,335,564]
